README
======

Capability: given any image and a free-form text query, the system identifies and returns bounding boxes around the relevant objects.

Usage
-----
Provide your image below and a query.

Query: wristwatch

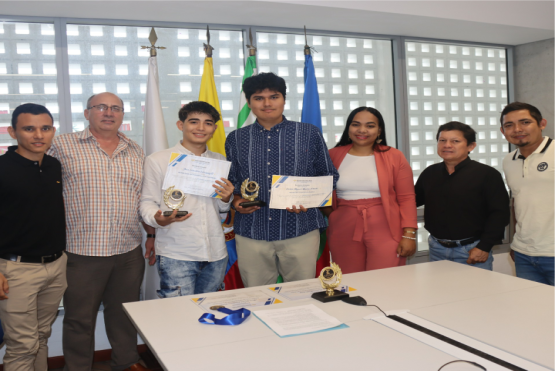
[147,234,156,239]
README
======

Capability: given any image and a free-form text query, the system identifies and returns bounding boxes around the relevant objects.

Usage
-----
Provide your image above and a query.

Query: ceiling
[0,0,553,45]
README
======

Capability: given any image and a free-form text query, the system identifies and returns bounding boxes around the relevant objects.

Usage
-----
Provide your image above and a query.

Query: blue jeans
[428,235,493,271]
[156,255,228,298]
[514,251,555,286]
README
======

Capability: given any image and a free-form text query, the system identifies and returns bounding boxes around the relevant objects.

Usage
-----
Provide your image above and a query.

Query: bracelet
[403,230,416,234]
[402,236,416,240]
[147,234,156,239]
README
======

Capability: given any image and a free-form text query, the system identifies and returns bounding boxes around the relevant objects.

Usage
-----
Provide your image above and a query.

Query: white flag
[143,56,168,154]
[142,55,168,300]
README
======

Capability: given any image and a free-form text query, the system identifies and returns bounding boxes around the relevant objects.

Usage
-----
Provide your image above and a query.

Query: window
[257,32,395,148]
[67,25,243,146]
[0,22,59,153]
[405,42,509,251]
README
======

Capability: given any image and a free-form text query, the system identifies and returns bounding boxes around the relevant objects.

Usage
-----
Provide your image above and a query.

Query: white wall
[514,38,555,138]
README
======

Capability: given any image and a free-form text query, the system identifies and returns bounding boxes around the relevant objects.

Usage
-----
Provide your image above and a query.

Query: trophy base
[239,200,267,208]
[311,290,349,303]
[163,211,189,217]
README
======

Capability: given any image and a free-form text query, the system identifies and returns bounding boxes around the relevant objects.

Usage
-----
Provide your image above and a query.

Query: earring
[376,138,382,144]
[347,137,352,143]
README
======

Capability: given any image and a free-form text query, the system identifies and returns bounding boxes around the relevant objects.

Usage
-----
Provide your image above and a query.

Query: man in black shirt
[0,103,67,370]
[415,121,510,270]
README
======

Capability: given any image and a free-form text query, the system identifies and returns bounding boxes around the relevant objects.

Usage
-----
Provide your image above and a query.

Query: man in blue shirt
[225,73,338,287]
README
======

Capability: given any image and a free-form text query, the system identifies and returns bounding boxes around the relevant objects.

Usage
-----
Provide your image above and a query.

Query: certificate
[252,304,347,337]
[191,290,283,313]
[269,175,333,209]
[162,152,231,198]
[268,282,356,301]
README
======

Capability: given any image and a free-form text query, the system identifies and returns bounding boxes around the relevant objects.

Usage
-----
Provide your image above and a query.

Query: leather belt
[434,237,479,248]
[0,251,64,264]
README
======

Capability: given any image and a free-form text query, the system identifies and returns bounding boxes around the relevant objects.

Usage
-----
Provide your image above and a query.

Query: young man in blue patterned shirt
[225,73,339,287]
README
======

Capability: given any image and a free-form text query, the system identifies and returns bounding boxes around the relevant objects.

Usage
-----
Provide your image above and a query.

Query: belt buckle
[41,254,54,263]
[438,239,454,247]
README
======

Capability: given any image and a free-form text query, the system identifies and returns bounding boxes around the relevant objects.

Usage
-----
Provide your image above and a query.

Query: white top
[503,136,554,257]
[140,142,231,262]
[336,153,381,200]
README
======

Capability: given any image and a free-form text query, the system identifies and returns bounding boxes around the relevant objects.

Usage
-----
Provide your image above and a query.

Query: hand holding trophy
[162,186,189,217]
[311,262,349,303]
[239,178,267,208]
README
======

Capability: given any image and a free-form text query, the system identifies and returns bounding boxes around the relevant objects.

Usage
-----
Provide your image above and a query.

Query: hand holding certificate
[269,175,333,210]
[162,153,232,199]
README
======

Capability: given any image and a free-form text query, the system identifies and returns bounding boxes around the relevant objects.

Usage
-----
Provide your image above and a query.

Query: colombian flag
[199,57,226,157]
[221,211,244,290]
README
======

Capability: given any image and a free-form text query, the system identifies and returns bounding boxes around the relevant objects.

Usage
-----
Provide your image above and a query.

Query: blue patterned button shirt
[225,117,339,241]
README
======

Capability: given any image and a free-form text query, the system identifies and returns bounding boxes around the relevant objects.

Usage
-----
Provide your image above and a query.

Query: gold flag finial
[304,25,311,56]
[246,27,257,56]
[203,25,215,57]
[141,27,166,57]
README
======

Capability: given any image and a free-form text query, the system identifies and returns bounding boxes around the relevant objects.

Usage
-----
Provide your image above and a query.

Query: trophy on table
[163,186,188,217]
[311,262,349,303]
[239,178,267,207]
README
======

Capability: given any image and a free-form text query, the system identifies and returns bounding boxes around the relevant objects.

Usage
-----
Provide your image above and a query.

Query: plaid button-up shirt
[48,127,144,256]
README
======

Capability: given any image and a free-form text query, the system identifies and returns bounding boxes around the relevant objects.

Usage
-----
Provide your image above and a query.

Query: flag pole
[199,25,226,156]
[237,28,258,129]
[140,27,168,300]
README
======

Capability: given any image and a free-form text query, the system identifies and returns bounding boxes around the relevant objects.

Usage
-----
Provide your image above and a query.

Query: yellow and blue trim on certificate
[271,175,332,207]
[167,152,222,199]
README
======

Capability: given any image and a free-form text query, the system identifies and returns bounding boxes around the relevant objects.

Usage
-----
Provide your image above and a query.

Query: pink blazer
[328,144,417,241]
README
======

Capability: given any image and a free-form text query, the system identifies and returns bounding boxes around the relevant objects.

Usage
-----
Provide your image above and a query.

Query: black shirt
[0,146,66,256]
[415,157,510,252]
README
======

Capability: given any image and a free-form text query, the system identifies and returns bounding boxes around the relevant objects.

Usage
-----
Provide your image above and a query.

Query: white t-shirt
[503,136,554,257]
[140,142,231,262]
[336,153,381,200]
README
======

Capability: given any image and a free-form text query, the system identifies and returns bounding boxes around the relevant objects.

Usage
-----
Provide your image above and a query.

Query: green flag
[237,55,257,128]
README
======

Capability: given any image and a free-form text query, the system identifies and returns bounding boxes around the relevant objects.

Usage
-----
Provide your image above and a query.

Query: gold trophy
[163,186,188,217]
[311,262,349,303]
[239,178,267,207]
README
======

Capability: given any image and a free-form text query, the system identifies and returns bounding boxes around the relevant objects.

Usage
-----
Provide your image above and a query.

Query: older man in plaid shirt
[49,92,153,371]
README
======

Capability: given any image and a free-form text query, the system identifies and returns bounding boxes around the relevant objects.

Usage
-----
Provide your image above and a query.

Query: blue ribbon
[198,307,251,326]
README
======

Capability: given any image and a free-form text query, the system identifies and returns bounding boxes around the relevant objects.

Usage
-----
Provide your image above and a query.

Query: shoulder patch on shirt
[537,162,548,172]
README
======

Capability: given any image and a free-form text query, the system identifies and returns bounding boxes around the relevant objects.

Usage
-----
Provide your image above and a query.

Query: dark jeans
[63,246,145,371]
[514,251,555,286]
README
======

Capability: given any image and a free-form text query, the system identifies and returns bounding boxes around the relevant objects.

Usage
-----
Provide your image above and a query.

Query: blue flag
[301,54,322,132]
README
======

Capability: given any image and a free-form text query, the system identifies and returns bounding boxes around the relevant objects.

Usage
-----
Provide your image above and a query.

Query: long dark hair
[335,107,390,152]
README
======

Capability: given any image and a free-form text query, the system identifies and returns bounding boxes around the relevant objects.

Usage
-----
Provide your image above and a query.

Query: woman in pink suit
[325,107,418,273]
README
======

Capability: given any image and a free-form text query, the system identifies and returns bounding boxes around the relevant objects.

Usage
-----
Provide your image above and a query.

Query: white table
[124,261,554,370]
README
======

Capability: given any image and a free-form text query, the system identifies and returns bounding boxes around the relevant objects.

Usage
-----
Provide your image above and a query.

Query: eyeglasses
[88,104,124,113]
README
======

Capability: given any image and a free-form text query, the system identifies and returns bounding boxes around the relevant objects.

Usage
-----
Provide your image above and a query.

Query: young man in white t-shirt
[140,101,235,296]
[501,102,554,286]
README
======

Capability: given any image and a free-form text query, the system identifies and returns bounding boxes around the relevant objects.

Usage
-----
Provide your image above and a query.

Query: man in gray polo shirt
[501,102,554,286]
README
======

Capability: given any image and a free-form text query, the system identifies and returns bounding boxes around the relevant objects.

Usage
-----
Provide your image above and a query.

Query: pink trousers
[327,198,405,274]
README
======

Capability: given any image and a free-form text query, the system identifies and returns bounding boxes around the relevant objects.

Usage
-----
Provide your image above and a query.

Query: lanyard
[198,307,251,326]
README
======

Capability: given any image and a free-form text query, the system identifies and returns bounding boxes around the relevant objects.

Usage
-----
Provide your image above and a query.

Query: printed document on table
[269,175,333,209]
[191,290,282,313]
[268,282,357,301]
[162,152,231,198]
[252,304,347,337]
